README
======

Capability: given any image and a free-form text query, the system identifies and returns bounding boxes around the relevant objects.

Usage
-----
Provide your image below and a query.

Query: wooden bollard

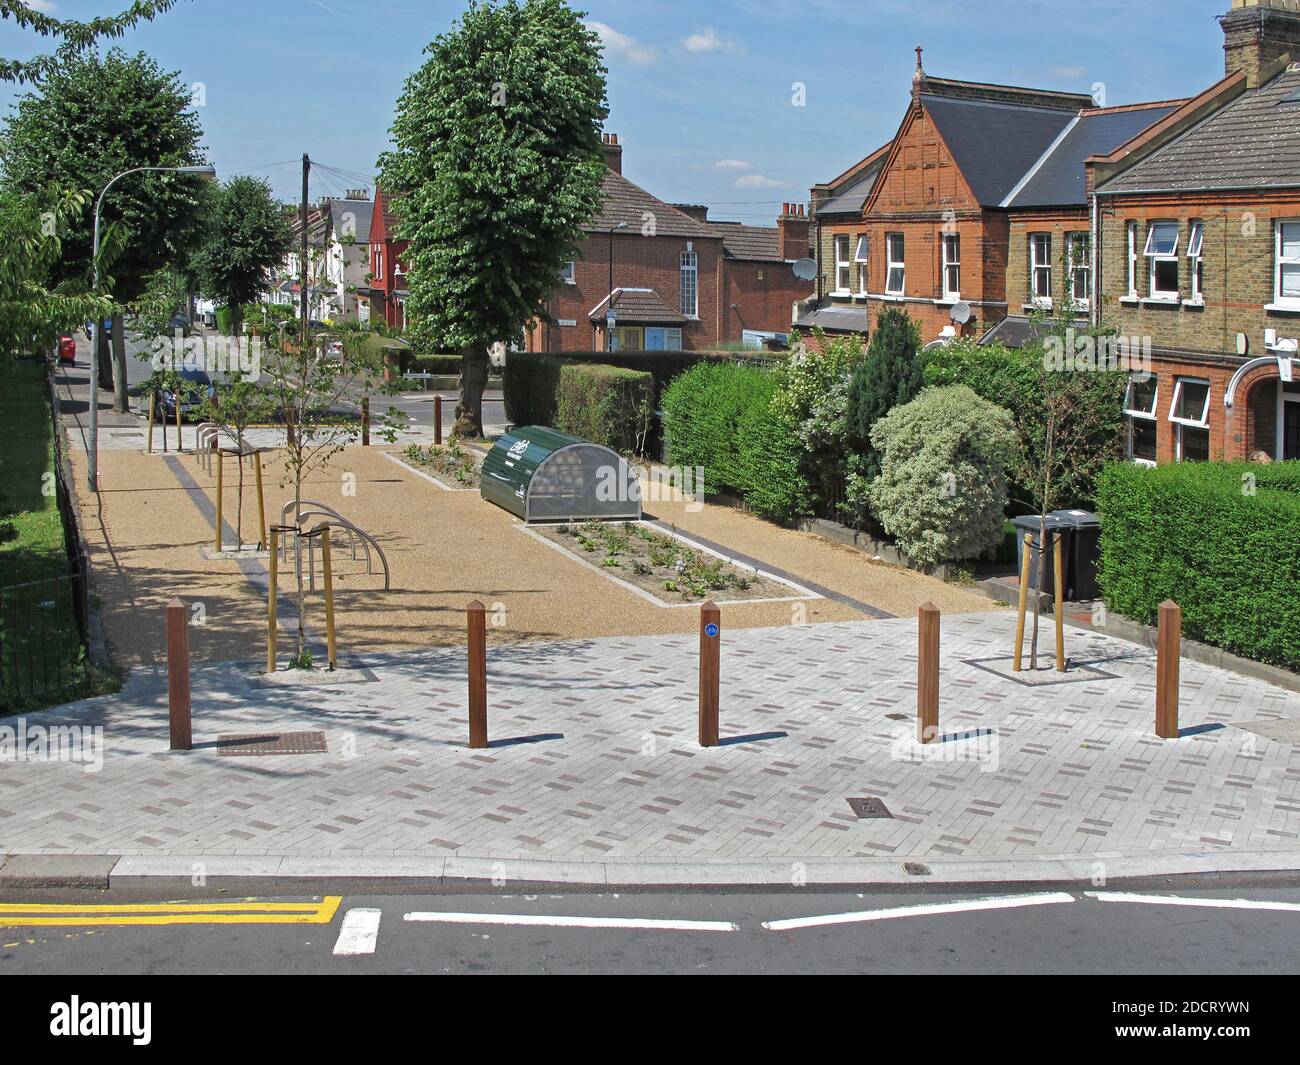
[917,602,940,745]
[1156,599,1181,739]
[320,525,337,671]
[166,598,192,751]
[467,600,488,749]
[698,600,720,747]
[361,397,370,447]
[214,448,224,554]
[266,528,279,674]
[1053,532,1066,673]
[1013,533,1032,672]
[434,394,443,446]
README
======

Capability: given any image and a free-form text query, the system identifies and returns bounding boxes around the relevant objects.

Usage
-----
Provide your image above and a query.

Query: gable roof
[587,169,716,239]
[921,93,1078,206]
[588,287,686,324]
[1003,102,1182,208]
[1098,65,1300,194]
[709,222,782,261]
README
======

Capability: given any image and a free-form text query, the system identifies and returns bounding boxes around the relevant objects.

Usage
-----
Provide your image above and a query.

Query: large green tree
[378,0,608,437]
[846,308,925,481]
[192,176,292,338]
[1,47,207,411]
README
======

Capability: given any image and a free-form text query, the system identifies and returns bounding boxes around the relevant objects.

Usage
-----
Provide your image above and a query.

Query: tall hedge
[554,362,652,454]
[503,354,564,427]
[1096,461,1300,670]
[662,362,808,522]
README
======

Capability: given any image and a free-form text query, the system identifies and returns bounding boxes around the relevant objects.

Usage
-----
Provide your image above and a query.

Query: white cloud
[682,28,747,56]
[735,174,784,189]
[587,21,658,66]
[1052,64,1086,79]
[714,159,752,171]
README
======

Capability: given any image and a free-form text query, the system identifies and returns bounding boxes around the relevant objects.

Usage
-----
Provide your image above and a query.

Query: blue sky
[3,0,1234,224]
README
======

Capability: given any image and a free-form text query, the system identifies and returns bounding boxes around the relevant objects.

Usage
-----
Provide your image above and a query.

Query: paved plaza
[3,611,1298,872]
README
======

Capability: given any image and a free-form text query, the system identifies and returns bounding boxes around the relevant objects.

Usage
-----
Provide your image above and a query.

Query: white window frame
[942,233,961,301]
[1029,233,1053,308]
[854,235,869,295]
[1126,221,1139,298]
[1276,220,1300,307]
[561,260,576,284]
[1144,222,1181,300]
[1169,376,1211,462]
[885,233,905,296]
[1187,221,1204,303]
[1067,231,1090,309]
[1123,374,1159,466]
[834,235,852,294]
[373,246,384,282]
[680,249,698,318]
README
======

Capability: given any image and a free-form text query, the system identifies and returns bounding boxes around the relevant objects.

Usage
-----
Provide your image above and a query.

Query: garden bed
[400,442,481,489]
[531,519,795,605]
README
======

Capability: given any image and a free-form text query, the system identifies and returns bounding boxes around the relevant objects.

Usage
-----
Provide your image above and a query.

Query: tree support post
[214,448,224,554]
[1013,533,1032,672]
[1053,532,1066,673]
[467,600,488,749]
[146,392,155,454]
[699,600,720,748]
[267,528,279,674]
[321,525,337,671]
[917,602,940,745]
[166,599,192,751]
[254,453,267,550]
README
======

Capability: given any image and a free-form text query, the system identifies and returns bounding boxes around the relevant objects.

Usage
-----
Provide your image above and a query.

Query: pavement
[2,611,1298,888]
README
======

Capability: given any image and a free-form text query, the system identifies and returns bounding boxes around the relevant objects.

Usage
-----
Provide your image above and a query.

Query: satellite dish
[950,301,972,325]
[792,258,818,281]
[1236,333,1250,356]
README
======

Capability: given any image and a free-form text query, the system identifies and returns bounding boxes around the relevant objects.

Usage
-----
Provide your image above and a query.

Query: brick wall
[723,259,806,339]
[1007,210,1092,314]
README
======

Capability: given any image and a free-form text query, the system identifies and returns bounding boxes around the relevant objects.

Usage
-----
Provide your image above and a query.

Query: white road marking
[761,892,1076,932]
[1088,892,1300,913]
[404,911,738,932]
[333,908,382,955]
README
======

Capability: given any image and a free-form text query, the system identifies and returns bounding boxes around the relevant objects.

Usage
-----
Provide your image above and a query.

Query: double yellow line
[0,897,341,927]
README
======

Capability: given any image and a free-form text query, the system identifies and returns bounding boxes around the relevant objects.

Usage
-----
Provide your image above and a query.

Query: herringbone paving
[2,612,1298,861]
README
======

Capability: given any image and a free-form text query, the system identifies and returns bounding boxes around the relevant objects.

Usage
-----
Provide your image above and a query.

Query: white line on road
[333,908,382,955]
[404,911,738,932]
[1088,892,1300,913]
[761,892,1077,932]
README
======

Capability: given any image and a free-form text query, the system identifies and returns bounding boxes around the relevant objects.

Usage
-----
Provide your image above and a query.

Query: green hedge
[662,362,808,522]
[1096,461,1300,670]
[504,354,564,427]
[554,363,653,454]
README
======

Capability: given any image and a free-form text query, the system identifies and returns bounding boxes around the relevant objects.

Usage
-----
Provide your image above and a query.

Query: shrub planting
[554,362,653,454]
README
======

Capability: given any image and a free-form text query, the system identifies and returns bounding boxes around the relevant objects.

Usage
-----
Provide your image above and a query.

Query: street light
[88,164,217,492]
[606,221,627,352]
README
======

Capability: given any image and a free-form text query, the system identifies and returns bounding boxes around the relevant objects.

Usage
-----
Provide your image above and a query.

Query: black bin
[1010,514,1072,597]
[1050,509,1102,601]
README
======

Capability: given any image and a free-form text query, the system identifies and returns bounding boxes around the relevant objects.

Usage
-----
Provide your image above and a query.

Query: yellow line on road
[0,897,341,927]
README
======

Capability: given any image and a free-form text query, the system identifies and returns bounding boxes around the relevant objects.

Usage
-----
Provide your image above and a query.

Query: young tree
[378,0,608,437]
[191,176,292,340]
[1,47,208,411]
[194,379,276,549]
[846,307,925,480]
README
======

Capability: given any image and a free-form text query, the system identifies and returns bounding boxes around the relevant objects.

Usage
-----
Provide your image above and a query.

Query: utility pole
[300,153,310,346]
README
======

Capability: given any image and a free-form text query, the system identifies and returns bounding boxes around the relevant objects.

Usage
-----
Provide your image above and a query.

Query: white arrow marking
[1088,892,1300,913]
[762,892,1077,932]
[333,907,382,955]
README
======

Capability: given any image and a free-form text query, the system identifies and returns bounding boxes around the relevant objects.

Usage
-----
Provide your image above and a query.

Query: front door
[1285,401,1300,461]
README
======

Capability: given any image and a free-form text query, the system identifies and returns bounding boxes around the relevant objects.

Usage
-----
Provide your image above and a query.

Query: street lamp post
[88,164,216,492]
[606,221,627,352]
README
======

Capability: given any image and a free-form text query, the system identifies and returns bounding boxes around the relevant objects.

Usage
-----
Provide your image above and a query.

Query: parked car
[155,368,217,423]
[58,335,77,364]
[169,314,193,337]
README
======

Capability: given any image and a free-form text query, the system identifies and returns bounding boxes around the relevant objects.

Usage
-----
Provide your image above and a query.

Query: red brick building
[525,134,813,352]
[366,186,410,331]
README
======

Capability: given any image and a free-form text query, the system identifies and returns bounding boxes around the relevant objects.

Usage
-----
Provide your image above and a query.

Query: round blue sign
[704,623,719,638]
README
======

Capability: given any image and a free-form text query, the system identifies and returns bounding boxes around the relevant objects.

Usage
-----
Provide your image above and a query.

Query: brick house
[1092,0,1300,464]
[524,134,814,353]
[366,186,410,331]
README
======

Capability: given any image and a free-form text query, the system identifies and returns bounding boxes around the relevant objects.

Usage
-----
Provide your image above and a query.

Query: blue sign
[704,623,719,638]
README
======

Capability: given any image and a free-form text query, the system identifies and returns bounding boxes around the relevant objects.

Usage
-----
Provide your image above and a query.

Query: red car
[58,335,77,364]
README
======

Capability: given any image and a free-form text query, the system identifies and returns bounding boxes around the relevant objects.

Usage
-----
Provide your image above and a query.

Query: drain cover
[847,797,892,819]
[903,862,932,876]
[216,731,328,756]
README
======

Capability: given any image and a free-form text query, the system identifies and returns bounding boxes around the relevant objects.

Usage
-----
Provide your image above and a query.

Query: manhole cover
[216,731,328,756]
[847,797,892,819]
[903,862,932,876]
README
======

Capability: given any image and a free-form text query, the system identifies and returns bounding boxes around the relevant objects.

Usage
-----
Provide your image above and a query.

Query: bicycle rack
[277,500,391,592]
[195,424,220,471]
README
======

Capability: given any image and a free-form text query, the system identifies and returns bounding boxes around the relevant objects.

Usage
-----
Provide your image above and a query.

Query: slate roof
[1098,66,1300,194]
[793,302,872,333]
[921,94,1077,206]
[587,169,716,239]
[978,314,1052,349]
[1004,103,1180,208]
[816,168,883,217]
[588,287,686,324]
[325,198,374,243]
[709,222,783,261]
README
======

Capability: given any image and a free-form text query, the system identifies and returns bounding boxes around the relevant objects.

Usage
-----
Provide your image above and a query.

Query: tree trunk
[456,343,489,439]
[111,313,129,413]
[230,303,244,340]
[96,322,113,390]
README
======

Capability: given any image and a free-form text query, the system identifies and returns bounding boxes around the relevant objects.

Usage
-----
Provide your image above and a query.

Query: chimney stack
[777,202,812,262]
[344,188,370,201]
[600,132,623,175]
[1221,0,1300,86]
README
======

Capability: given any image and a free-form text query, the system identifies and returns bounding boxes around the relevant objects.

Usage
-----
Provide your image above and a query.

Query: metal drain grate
[903,862,932,876]
[847,797,892,819]
[216,731,328,756]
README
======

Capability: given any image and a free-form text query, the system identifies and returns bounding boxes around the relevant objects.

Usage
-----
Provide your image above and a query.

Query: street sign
[705,623,719,638]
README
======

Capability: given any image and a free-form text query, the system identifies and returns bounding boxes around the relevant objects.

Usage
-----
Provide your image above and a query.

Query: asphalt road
[3,882,1298,976]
